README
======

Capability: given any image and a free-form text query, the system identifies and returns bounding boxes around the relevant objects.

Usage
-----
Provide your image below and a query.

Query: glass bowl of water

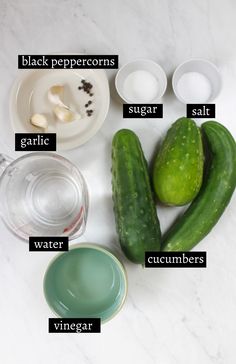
[0,152,88,241]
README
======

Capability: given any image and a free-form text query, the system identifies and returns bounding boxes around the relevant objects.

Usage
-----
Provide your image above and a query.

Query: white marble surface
[1,0,236,363]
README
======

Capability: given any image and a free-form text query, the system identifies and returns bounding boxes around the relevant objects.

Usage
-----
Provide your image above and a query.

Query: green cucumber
[153,117,204,206]
[162,121,236,252]
[112,129,161,264]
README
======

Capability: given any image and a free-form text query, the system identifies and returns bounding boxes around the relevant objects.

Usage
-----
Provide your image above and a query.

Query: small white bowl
[172,58,222,104]
[115,59,167,103]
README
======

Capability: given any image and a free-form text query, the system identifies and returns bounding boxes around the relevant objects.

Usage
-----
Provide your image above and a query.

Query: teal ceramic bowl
[43,244,127,323]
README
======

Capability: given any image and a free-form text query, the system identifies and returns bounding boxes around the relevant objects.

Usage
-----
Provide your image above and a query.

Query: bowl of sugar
[115,59,167,103]
[172,58,222,104]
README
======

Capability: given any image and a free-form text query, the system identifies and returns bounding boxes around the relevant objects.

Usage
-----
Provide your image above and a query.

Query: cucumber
[162,121,236,252]
[112,129,161,264]
[152,117,204,206]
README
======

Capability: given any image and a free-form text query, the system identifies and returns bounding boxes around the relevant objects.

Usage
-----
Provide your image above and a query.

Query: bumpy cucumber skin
[162,121,236,252]
[112,129,161,264]
[153,117,204,206]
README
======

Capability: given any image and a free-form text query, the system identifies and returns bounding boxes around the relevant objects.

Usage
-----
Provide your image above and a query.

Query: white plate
[10,67,110,150]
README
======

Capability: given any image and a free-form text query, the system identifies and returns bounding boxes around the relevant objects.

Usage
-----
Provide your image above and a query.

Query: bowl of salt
[115,59,167,103]
[172,58,222,104]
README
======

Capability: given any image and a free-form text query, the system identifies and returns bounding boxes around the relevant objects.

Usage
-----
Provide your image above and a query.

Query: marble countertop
[1,0,236,363]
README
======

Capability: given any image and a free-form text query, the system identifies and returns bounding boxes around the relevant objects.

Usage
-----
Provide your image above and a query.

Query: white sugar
[177,72,212,103]
[123,70,159,103]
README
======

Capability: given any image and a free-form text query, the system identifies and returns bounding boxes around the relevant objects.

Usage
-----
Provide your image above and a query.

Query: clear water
[1,154,87,240]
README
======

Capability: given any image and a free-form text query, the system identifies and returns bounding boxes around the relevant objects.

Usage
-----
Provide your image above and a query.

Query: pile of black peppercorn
[78,79,94,117]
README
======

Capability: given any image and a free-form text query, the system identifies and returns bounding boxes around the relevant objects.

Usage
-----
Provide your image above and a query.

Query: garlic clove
[53,106,81,122]
[50,85,64,96]
[30,113,48,130]
[48,85,68,108]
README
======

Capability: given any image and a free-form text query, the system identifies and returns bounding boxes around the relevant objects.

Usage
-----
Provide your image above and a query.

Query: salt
[123,70,159,103]
[177,72,212,103]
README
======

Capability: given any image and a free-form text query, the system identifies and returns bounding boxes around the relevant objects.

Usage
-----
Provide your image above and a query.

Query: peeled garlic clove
[48,85,68,108]
[50,85,64,96]
[30,113,48,129]
[53,106,81,122]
